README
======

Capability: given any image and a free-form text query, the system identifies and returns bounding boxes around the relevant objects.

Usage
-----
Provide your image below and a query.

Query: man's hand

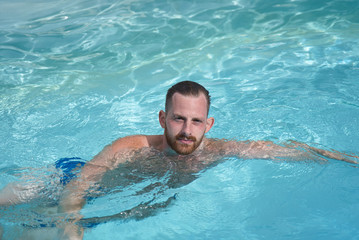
[285,140,358,164]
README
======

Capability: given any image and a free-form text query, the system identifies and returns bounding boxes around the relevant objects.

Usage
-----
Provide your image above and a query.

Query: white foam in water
[1,0,359,239]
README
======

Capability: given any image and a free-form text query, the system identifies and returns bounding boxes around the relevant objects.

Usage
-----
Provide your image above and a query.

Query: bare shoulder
[83,135,152,171]
[111,135,150,152]
[111,134,163,152]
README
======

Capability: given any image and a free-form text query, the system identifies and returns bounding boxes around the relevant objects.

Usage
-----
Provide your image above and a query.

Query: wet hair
[165,81,211,115]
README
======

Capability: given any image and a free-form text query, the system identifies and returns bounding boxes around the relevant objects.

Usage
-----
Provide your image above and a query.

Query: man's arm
[58,144,115,240]
[59,145,114,213]
[288,140,358,164]
[59,135,150,212]
[219,140,358,164]
[59,135,150,239]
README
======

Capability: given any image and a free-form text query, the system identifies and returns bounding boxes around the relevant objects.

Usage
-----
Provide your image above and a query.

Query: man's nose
[181,121,192,135]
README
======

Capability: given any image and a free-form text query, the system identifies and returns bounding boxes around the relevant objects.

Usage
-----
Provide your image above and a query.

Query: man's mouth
[178,138,194,144]
[176,135,196,145]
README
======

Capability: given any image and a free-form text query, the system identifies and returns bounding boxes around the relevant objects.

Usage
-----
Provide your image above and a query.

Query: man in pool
[1,81,357,239]
[55,80,358,238]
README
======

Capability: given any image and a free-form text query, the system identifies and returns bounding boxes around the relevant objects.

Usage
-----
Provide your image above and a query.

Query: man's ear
[159,110,166,129]
[205,117,215,133]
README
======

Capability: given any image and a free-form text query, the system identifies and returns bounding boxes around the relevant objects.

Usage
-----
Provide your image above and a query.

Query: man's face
[159,92,214,155]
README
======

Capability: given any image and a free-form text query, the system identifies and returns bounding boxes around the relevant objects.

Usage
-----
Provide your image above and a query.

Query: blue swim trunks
[55,157,86,185]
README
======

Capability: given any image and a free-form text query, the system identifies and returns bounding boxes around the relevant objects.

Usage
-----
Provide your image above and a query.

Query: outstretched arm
[219,139,358,164]
[287,140,358,164]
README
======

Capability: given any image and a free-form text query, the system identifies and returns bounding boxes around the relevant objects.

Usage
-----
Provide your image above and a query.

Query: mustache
[175,133,196,142]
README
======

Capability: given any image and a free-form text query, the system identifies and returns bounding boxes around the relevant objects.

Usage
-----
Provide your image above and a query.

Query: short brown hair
[165,81,211,115]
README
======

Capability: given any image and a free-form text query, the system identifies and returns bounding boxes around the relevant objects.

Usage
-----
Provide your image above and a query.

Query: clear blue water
[1,0,359,239]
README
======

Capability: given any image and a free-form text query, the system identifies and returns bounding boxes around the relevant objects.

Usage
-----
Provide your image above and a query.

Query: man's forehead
[169,92,208,116]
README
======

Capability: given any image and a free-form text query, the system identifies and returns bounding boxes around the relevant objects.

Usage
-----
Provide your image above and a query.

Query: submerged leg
[0,182,43,206]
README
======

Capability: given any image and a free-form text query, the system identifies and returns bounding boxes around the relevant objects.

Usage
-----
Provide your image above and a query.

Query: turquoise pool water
[1,0,359,239]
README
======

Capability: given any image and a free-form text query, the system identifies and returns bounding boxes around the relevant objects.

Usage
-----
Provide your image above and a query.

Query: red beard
[165,129,203,155]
